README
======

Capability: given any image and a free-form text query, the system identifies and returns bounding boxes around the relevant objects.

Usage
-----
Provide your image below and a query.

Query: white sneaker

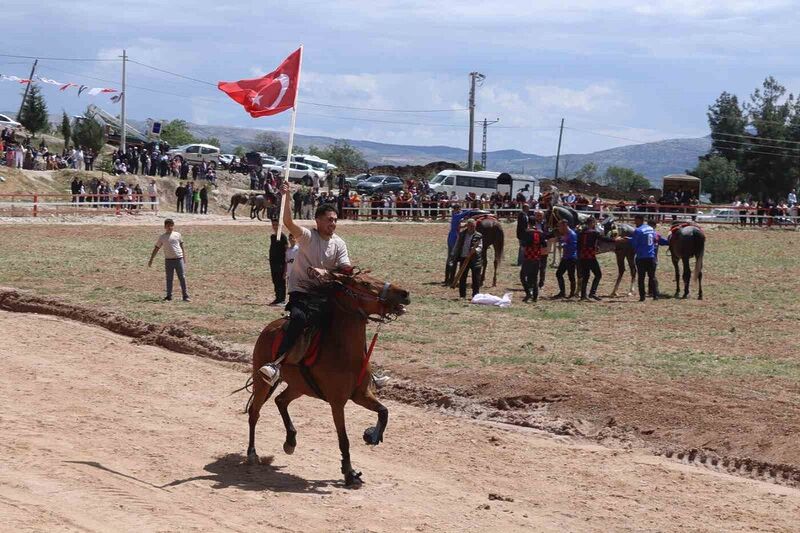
[259,364,281,385]
[372,373,391,388]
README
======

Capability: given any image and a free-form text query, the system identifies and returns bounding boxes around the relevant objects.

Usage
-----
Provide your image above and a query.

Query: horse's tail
[232,375,280,414]
[693,231,705,282]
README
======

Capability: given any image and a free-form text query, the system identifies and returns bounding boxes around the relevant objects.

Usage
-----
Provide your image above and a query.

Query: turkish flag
[218,48,302,118]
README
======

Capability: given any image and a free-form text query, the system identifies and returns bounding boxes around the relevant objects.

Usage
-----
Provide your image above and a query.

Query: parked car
[0,113,21,129]
[167,143,221,168]
[218,154,236,168]
[345,173,370,188]
[356,175,404,195]
[265,161,322,185]
[695,208,738,222]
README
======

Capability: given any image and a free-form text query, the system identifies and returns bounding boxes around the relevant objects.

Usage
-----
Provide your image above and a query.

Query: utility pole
[478,117,500,169]
[553,117,565,179]
[120,49,127,153]
[467,71,485,170]
[16,59,38,121]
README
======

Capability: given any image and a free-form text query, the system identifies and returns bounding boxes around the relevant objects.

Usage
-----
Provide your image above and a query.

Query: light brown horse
[245,270,410,487]
[476,217,505,287]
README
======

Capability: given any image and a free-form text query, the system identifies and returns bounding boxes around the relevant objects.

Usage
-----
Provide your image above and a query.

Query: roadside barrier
[0,193,160,217]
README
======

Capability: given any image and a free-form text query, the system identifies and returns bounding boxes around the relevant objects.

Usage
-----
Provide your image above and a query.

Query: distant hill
[121,118,710,187]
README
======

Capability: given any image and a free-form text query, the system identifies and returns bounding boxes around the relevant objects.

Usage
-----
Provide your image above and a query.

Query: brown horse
[669,223,705,299]
[476,217,505,287]
[227,193,250,220]
[245,270,410,487]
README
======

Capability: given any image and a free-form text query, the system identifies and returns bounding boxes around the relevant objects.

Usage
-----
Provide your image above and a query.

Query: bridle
[333,278,400,323]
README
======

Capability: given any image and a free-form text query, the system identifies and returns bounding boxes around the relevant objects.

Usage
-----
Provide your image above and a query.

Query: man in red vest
[520,220,550,302]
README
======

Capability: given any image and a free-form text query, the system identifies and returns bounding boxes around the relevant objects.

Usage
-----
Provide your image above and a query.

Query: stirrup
[372,373,390,388]
[259,363,281,386]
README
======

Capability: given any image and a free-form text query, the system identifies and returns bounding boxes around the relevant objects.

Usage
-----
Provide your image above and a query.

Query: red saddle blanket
[670,222,704,236]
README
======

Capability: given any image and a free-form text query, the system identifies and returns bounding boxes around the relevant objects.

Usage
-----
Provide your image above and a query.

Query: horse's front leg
[275,386,303,455]
[352,388,388,445]
[331,402,361,487]
[610,251,624,297]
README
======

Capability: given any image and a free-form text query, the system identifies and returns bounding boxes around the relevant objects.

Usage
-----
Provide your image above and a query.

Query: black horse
[669,223,705,299]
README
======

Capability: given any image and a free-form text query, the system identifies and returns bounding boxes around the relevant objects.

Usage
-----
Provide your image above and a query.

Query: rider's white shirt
[288,227,350,293]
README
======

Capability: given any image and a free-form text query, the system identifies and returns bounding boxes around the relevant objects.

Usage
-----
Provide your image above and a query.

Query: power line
[710,137,800,153]
[128,58,471,114]
[0,53,119,62]
[565,126,800,159]
[710,131,800,146]
[300,112,469,128]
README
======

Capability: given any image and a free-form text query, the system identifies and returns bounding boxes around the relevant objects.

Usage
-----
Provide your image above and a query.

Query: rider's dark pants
[578,258,602,298]
[520,259,540,300]
[556,258,576,296]
[635,258,657,300]
[277,292,311,357]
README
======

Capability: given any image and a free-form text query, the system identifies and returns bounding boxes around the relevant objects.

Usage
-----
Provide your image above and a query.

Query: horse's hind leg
[672,256,681,297]
[247,376,276,464]
[696,258,703,300]
[682,256,691,298]
[331,401,361,487]
[352,388,388,445]
[275,385,303,455]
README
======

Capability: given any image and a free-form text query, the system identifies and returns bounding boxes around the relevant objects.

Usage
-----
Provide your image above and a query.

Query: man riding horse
[259,182,388,387]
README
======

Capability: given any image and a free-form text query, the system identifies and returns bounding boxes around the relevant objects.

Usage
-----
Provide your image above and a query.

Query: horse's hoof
[682,294,689,299]
[363,426,382,446]
[247,451,259,465]
[283,442,296,455]
[344,470,363,488]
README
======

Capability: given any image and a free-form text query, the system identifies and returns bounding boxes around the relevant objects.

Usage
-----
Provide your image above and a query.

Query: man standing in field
[451,218,483,299]
[553,219,577,299]
[628,213,657,302]
[147,219,191,302]
[516,203,531,265]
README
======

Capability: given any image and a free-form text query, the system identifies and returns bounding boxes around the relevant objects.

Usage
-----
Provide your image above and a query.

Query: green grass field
[1,222,798,380]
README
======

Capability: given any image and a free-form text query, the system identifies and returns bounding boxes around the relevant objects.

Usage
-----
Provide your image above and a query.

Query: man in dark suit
[516,203,530,265]
[451,218,483,299]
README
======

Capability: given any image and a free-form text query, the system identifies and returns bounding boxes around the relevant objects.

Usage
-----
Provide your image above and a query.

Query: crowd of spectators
[109,143,217,185]
[731,190,798,227]
[1,130,96,171]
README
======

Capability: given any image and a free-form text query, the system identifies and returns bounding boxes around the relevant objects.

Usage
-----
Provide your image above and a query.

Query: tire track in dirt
[2,288,798,491]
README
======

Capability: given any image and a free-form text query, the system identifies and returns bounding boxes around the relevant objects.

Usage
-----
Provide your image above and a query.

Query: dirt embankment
[2,288,799,490]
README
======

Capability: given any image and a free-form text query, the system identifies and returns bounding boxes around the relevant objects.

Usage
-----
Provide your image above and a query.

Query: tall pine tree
[707,92,746,163]
[19,84,49,137]
[60,111,71,150]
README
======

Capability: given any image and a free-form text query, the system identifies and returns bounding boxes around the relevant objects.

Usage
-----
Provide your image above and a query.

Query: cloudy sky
[4,0,799,155]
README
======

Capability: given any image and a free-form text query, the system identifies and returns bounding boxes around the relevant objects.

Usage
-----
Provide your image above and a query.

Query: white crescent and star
[250,74,291,110]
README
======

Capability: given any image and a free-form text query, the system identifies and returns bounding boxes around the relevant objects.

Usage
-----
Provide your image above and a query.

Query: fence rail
[0,194,159,217]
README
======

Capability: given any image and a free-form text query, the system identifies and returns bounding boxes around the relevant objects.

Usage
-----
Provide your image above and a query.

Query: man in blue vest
[553,219,577,298]
[444,204,480,285]
[628,213,658,301]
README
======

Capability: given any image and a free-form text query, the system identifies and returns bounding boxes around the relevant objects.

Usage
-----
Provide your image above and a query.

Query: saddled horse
[245,269,410,487]
[249,193,277,221]
[476,216,505,287]
[669,223,705,299]
[548,204,637,297]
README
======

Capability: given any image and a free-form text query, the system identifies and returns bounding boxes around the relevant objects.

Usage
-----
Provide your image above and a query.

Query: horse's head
[310,268,410,321]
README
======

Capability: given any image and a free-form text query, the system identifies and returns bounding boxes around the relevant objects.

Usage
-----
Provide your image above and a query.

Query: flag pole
[277,45,303,241]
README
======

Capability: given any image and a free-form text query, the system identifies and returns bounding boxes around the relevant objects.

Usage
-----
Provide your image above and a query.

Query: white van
[429,170,539,201]
[292,154,337,173]
[167,143,221,168]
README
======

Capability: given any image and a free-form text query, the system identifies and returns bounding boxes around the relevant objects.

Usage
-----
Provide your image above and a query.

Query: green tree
[161,119,196,146]
[60,111,72,150]
[604,166,651,192]
[233,145,246,157]
[250,131,287,157]
[197,136,221,148]
[318,140,367,171]
[707,91,746,163]
[19,84,49,137]
[691,155,742,202]
[72,111,106,153]
[573,162,598,182]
